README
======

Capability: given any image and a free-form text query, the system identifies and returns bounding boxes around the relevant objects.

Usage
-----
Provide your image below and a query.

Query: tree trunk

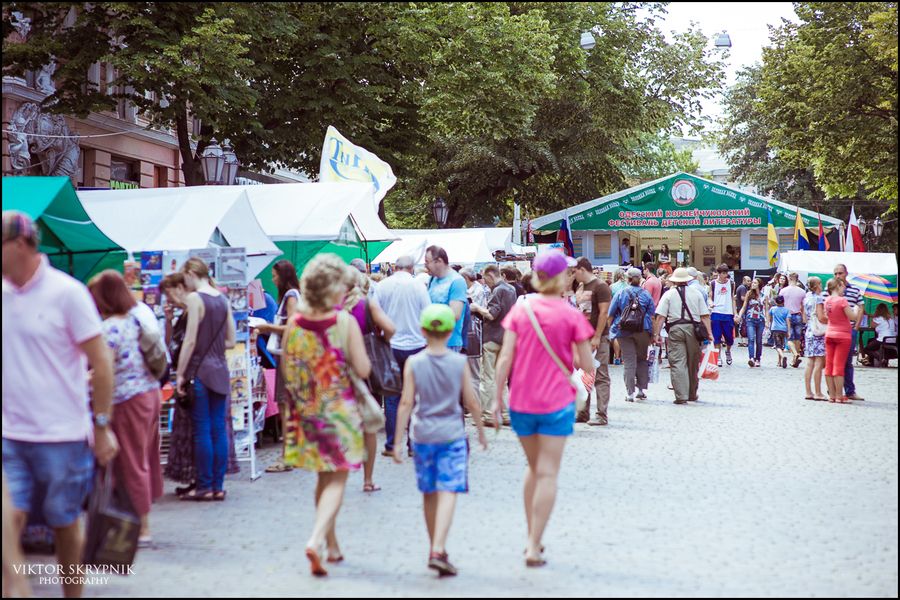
[175,110,201,186]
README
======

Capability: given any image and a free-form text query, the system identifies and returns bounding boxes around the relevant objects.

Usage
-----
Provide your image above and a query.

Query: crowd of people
[2,207,897,594]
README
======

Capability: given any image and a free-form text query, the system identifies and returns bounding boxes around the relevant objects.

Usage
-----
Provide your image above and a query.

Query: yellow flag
[767,207,779,266]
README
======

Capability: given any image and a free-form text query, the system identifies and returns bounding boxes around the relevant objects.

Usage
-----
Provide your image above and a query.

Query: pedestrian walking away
[393,304,488,577]
[376,255,431,456]
[652,268,712,404]
[608,267,656,402]
[768,296,791,369]
[492,249,595,567]
[280,254,372,576]
[780,273,807,368]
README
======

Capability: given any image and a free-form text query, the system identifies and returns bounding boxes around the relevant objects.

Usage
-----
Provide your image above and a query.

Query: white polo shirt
[2,256,102,442]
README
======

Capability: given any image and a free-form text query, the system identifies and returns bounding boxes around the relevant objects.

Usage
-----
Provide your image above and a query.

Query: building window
[109,157,139,189]
[749,233,794,260]
[572,234,584,257]
[593,233,612,261]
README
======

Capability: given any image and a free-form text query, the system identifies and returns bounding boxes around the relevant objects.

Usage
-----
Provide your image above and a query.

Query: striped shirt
[844,283,861,307]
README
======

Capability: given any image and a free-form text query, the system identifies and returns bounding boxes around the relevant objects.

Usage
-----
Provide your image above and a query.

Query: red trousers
[112,388,163,516]
[825,337,851,377]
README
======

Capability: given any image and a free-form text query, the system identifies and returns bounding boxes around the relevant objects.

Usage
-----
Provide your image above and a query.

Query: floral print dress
[281,312,363,472]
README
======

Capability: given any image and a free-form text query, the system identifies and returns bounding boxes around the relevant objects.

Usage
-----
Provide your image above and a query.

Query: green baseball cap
[420,304,456,333]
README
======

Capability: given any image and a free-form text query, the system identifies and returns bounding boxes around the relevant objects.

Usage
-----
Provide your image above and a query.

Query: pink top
[824,296,853,340]
[2,256,103,442]
[779,285,806,315]
[642,275,662,306]
[502,296,595,414]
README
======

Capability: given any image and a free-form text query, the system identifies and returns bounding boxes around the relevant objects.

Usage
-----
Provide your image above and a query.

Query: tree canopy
[3,2,726,225]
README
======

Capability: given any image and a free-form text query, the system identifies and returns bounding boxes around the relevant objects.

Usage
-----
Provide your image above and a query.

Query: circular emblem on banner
[671,179,697,206]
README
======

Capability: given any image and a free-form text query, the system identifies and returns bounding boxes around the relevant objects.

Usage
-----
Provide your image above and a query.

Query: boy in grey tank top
[393,304,488,577]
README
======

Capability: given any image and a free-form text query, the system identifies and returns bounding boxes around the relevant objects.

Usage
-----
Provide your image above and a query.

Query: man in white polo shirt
[2,211,118,598]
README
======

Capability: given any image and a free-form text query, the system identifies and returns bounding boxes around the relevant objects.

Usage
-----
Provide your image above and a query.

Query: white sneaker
[625,392,635,402]
[636,389,647,400]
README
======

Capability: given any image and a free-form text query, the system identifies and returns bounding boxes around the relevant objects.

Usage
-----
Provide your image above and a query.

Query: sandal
[265,462,293,473]
[525,557,547,568]
[180,489,214,502]
[813,395,828,401]
[326,554,344,564]
[804,396,815,401]
[363,483,382,493]
[213,490,227,501]
[837,396,853,404]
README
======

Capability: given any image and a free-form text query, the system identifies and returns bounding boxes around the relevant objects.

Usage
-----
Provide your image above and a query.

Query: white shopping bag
[647,345,660,384]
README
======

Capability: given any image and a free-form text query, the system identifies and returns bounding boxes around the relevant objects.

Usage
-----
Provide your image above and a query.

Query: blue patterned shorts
[412,438,469,494]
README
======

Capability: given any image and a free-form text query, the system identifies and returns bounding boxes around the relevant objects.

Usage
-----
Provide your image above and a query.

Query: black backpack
[619,289,646,333]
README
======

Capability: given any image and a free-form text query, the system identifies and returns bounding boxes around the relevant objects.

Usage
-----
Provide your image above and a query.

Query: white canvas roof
[242,182,394,242]
[373,228,528,265]
[77,185,282,278]
[778,251,898,276]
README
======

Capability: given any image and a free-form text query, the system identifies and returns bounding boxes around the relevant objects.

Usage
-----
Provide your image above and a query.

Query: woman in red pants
[823,278,861,403]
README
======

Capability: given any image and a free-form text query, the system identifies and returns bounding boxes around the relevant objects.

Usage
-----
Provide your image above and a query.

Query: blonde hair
[807,276,822,293]
[343,269,369,313]
[301,254,353,312]
[182,257,217,287]
[531,271,567,296]
[826,277,844,295]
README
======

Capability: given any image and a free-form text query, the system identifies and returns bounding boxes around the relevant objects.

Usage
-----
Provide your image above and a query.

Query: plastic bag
[647,346,660,384]
[698,345,720,380]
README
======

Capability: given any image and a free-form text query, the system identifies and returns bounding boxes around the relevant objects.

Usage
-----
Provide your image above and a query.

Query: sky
[652,2,800,133]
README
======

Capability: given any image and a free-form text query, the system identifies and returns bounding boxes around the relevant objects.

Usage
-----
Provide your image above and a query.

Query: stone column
[139,160,154,189]
[83,148,111,188]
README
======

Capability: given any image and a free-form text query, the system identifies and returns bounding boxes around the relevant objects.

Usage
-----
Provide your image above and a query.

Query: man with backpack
[607,268,657,402]
[709,264,737,367]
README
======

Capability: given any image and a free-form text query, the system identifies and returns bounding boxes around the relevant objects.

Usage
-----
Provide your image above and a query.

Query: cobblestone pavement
[27,348,898,597]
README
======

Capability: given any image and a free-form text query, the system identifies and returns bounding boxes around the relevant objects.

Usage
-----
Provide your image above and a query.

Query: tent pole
[68,251,74,276]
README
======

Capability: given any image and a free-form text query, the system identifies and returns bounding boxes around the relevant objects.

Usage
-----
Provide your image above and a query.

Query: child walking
[394,304,488,577]
[768,295,791,369]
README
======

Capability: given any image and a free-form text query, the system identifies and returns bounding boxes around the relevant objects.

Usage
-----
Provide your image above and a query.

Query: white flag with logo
[319,126,397,207]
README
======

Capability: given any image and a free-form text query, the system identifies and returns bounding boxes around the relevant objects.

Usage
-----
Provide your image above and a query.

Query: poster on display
[234,310,250,343]
[124,261,141,290]
[140,252,165,317]
[189,248,218,279]
[229,287,249,313]
[247,280,266,312]
[227,344,249,431]
[218,247,247,285]
[164,250,191,275]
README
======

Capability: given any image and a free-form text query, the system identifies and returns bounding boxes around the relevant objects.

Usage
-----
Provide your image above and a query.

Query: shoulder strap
[678,286,697,323]
[522,299,574,382]
[189,296,228,378]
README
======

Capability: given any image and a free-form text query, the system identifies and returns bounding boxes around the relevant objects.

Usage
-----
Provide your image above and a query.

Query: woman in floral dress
[281,254,371,577]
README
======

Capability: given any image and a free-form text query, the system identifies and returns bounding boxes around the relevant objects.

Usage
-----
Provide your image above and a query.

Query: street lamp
[432,198,449,228]
[580,31,596,50]
[858,215,884,246]
[200,137,225,185]
[222,139,240,186]
[714,31,732,48]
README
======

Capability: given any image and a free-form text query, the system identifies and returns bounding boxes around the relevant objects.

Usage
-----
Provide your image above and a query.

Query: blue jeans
[191,380,228,492]
[844,336,857,395]
[746,318,765,361]
[384,347,424,452]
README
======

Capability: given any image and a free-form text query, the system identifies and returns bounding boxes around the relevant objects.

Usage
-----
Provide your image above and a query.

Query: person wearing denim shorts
[491,250,595,568]
[393,304,488,577]
[2,211,119,598]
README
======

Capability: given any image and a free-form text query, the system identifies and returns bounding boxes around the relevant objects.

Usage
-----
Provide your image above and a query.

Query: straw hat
[669,267,694,284]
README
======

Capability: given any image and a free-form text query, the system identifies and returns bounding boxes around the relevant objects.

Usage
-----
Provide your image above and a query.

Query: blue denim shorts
[412,438,468,494]
[789,314,805,341]
[2,438,94,528]
[510,403,575,438]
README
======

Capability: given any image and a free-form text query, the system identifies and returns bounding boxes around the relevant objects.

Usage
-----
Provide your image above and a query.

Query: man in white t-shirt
[2,211,118,598]
[709,264,737,367]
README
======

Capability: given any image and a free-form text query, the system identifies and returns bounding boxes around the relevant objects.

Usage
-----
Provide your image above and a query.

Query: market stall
[2,176,126,280]
[372,227,530,266]
[530,172,844,271]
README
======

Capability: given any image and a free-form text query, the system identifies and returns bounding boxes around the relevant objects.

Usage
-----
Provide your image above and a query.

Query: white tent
[372,227,530,265]
[78,186,282,278]
[777,251,898,276]
[241,182,393,242]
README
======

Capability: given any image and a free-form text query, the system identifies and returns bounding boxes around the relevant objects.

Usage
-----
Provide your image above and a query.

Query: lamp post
[200,137,225,185]
[858,215,884,247]
[432,197,449,228]
[580,31,596,50]
[714,31,732,48]
[221,139,240,186]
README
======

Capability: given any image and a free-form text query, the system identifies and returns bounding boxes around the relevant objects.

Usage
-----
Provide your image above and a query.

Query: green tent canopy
[2,176,126,280]
[531,173,844,232]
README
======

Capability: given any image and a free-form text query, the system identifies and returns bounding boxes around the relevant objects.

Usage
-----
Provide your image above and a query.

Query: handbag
[671,287,709,343]
[177,311,228,410]
[134,314,168,381]
[808,296,827,336]
[335,312,386,434]
[267,290,299,356]
[362,300,403,396]
[82,466,140,569]
[522,298,588,414]
[465,302,483,358]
